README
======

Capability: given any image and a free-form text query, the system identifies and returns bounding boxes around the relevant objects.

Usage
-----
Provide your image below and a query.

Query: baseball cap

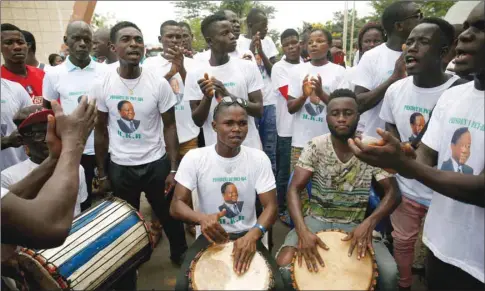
[13,105,54,133]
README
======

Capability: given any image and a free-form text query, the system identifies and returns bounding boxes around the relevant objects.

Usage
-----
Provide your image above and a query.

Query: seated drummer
[276,89,400,290]
[170,97,284,290]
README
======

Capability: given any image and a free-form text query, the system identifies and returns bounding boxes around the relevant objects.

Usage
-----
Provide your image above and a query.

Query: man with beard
[93,21,187,289]
[170,97,283,290]
[92,27,118,65]
[379,17,466,290]
[1,24,45,105]
[1,105,87,217]
[276,89,400,290]
[349,3,484,289]
[43,20,107,211]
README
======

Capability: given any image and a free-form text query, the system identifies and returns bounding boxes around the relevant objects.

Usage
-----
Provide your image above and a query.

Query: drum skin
[17,197,153,291]
[291,229,378,291]
[189,241,273,290]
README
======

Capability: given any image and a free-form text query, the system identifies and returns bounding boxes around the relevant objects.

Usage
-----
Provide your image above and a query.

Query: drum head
[291,230,378,291]
[17,252,62,291]
[189,242,273,290]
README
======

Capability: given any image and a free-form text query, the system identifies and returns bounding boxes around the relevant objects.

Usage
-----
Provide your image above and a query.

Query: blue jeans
[276,136,292,212]
[255,105,277,176]
[277,216,398,290]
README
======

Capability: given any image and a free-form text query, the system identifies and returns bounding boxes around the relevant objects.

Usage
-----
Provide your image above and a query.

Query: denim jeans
[276,136,292,212]
[255,105,277,176]
[277,216,398,291]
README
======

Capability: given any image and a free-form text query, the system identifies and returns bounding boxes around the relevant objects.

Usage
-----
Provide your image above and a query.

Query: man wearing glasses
[170,97,283,290]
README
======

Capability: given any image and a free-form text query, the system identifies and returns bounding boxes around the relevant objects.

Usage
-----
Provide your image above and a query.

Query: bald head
[94,28,110,40]
[64,21,93,62]
[66,21,92,36]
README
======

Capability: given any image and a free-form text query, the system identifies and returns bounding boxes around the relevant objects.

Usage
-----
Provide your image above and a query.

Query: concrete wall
[1,1,75,63]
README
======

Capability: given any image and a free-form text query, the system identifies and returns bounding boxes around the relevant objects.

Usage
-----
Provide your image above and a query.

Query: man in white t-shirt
[1,79,32,171]
[186,14,264,149]
[353,1,421,139]
[1,105,87,217]
[237,8,279,176]
[43,20,107,211]
[93,21,187,289]
[170,97,283,290]
[379,18,466,290]
[349,4,485,289]
[271,28,302,223]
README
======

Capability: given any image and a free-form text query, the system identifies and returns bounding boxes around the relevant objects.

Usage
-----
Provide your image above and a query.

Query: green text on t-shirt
[449,117,485,131]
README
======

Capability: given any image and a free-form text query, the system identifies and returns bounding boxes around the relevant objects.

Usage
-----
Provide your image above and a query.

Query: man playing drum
[276,89,400,290]
[170,97,284,290]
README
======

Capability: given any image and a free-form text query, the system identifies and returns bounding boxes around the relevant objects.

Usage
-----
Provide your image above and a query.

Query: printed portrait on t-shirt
[440,127,473,174]
[408,112,425,142]
[218,182,244,219]
[117,100,140,134]
[304,93,325,117]
[169,78,183,105]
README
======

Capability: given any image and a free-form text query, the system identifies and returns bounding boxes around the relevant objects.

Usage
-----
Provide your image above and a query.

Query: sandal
[149,221,163,247]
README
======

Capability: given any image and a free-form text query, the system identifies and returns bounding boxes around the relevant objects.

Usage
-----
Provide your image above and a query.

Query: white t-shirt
[143,55,200,143]
[193,48,256,64]
[43,58,108,155]
[421,81,484,282]
[272,60,302,137]
[175,145,275,236]
[92,69,177,166]
[237,36,279,106]
[185,57,264,149]
[380,75,459,206]
[1,159,88,217]
[353,43,402,138]
[288,61,346,148]
[338,66,366,133]
[1,79,32,171]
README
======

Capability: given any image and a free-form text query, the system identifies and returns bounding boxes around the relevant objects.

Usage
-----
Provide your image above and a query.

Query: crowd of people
[1,1,484,290]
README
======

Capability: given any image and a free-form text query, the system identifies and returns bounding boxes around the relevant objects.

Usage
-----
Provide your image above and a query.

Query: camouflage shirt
[296,134,391,224]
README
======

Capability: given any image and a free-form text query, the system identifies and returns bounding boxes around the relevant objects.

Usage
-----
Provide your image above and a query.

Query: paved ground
[136,195,427,290]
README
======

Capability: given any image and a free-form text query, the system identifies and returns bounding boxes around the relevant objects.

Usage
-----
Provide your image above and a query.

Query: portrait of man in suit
[170,78,183,105]
[440,127,473,174]
[117,100,140,134]
[304,93,325,117]
[218,182,244,219]
[409,112,425,142]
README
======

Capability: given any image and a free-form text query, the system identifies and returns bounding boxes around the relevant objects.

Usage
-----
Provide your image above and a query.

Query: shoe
[149,221,163,247]
[170,251,186,267]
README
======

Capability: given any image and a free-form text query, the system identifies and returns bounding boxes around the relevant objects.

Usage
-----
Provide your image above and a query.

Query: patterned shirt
[297,134,391,224]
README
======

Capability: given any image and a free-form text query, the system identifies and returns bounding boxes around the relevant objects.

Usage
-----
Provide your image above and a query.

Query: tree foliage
[171,1,215,19]
[366,0,457,22]
[91,12,117,30]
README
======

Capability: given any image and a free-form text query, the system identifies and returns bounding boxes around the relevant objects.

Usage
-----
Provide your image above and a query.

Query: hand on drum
[232,232,258,275]
[297,229,329,272]
[199,209,229,244]
[342,219,375,260]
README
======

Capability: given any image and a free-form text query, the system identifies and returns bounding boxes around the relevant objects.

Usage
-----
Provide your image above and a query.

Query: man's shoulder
[26,65,45,78]
[388,76,412,94]
[1,159,33,184]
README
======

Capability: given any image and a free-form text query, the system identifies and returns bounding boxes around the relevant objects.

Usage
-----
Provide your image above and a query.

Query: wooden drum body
[189,241,273,290]
[291,229,378,291]
[17,197,153,290]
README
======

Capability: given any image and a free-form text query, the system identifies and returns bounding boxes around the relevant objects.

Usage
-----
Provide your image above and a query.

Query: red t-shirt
[1,65,45,105]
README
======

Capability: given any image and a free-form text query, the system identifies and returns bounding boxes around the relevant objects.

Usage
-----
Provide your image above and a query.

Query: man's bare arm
[369,177,402,225]
[162,107,180,171]
[247,90,264,118]
[355,79,399,113]
[190,99,212,127]
[94,111,109,178]
[287,96,307,114]
[287,167,313,233]
[385,123,401,140]
[170,184,205,224]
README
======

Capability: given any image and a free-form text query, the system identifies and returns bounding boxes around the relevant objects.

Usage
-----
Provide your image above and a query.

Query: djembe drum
[291,229,378,291]
[189,241,273,290]
[16,197,153,290]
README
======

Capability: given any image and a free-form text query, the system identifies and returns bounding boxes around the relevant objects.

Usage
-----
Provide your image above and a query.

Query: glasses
[213,97,249,118]
[21,131,46,142]
[401,11,423,22]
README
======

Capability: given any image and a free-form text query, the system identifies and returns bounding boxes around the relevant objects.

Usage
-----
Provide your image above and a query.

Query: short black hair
[110,21,142,43]
[280,29,299,43]
[381,1,414,35]
[328,89,357,102]
[1,23,21,33]
[160,20,179,36]
[48,53,61,66]
[21,30,36,53]
[117,100,131,111]
[246,8,266,25]
[178,21,192,34]
[201,13,227,38]
[357,22,386,51]
[409,112,424,124]
[221,182,236,194]
[451,127,469,144]
[419,17,455,48]
[310,27,333,46]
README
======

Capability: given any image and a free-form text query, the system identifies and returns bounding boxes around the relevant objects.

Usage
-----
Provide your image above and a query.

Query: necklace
[117,68,143,95]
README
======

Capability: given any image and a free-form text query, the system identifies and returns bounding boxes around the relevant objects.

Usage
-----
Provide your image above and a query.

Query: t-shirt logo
[218,182,245,222]
[440,127,474,175]
[169,78,184,106]
[117,100,140,134]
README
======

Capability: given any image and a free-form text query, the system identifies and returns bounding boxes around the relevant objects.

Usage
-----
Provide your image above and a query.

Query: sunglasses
[401,11,423,22]
[213,96,248,117]
[21,130,46,142]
